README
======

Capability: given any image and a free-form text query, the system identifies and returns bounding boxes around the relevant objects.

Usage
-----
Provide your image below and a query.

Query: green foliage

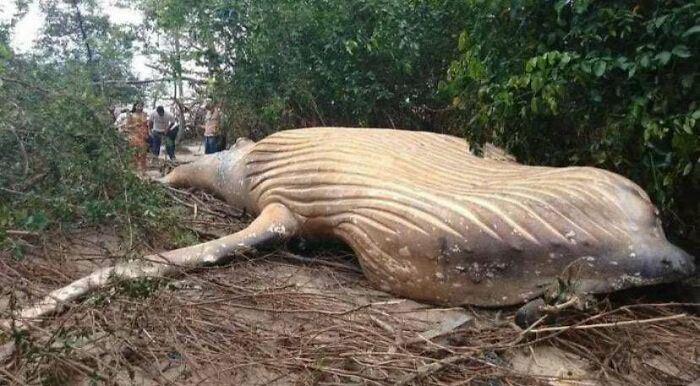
[37,0,141,105]
[139,0,469,134]
[88,276,167,306]
[171,228,199,248]
[0,58,170,247]
[0,4,172,250]
[443,0,699,243]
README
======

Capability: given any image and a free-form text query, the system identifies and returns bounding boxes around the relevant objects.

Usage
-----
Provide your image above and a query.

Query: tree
[136,0,470,135]
[0,1,169,253]
[36,0,140,104]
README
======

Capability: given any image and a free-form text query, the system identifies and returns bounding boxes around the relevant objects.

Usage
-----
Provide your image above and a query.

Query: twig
[5,123,29,176]
[0,366,29,386]
[123,187,134,250]
[164,187,235,219]
[185,300,372,317]
[5,230,40,237]
[540,296,580,313]
[527,313,688,334]
[19,172,47,190]
[276,251,363,273]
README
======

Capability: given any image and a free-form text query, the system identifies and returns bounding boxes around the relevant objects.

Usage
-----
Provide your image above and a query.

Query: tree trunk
[173,31,187,144]
[173,97,187,143]
[69,0,100,92]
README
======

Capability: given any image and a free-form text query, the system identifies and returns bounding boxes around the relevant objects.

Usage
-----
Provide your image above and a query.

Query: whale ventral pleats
[234,128,694,306]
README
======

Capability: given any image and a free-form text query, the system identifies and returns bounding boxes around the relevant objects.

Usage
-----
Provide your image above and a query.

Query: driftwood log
[4,127,695,327]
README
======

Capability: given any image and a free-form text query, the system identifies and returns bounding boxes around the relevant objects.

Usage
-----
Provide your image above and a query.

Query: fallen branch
[5,230,41,237]
[527,313,688,334]
[0,366,28,386]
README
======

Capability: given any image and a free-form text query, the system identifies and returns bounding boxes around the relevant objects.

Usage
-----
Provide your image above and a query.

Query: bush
[0,54,170,254]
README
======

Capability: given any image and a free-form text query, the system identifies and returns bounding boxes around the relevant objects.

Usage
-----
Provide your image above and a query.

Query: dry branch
[527,313,688,333]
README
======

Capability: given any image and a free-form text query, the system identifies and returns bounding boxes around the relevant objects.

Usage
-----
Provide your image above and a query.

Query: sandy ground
[144,141,205,180]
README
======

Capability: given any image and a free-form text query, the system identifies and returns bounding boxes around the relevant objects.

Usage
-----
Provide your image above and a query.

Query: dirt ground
[1,143,698,386]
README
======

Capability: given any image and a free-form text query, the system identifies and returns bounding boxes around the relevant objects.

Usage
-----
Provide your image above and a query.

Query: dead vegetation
[1,188,698,386]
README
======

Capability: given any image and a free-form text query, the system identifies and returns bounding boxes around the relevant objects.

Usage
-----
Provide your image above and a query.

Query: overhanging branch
[95,77,207,85]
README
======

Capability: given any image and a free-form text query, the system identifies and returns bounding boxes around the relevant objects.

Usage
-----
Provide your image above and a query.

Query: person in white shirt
[147,105,177,158]
[113,108,130,133]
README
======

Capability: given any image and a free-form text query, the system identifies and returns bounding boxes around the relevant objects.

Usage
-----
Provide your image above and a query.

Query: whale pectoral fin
[203,203,299,266]
[3,203,299,330]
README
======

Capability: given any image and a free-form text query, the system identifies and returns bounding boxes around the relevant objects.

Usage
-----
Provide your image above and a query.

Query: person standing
[114,108,130,133]
[164,122,179,160]
[203,103,225,154]
[148,105,177,158]
[125,101,149,176]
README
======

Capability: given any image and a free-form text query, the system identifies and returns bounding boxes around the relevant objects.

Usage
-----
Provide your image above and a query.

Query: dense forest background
[1,0,698,253]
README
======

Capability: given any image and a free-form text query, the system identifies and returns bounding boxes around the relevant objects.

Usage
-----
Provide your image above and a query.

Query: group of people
[116,101,227,176]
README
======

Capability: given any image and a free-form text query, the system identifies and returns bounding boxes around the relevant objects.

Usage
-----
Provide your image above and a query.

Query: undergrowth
[0,56,179,256]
